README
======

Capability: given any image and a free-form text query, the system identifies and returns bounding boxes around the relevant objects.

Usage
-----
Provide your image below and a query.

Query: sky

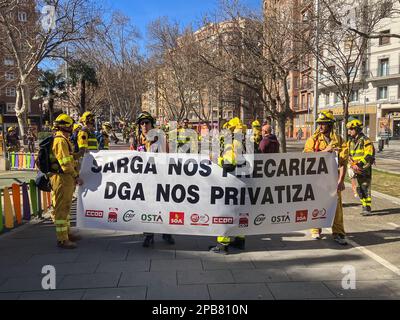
[108,0,262,50]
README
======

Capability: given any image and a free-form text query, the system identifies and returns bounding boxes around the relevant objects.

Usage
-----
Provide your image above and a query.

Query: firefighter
[177,118,193,153]
[50,114,83,249]
[96,122,112,150]
[304,110,348,245]
[5,126,21,152]
[131,112,175,247]
[209,117,246,254]
[346,119,375,216]
[77,111,98,156]
[251,120,262,153]
[70,123,82,154]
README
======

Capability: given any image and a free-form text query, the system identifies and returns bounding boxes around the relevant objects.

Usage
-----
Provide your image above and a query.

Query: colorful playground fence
[8,152,37,171]
[0,180,52,233]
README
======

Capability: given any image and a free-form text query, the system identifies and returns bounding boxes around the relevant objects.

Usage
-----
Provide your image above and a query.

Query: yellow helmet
[80,111,95,124]
[54,114,74,128]
[316,110,335,123]
[7,126,16,133]
[346,119,363,130]
[228,117,241,130]
[102,121,112,131]
[73,123,82,131]
[252,120,261,128]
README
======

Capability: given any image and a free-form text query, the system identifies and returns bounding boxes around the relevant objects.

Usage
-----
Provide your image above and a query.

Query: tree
[68,59,98,114]
[0,0,99,136]
[198,0,306,152]
[73,12,146,122]
[35,70,66,125]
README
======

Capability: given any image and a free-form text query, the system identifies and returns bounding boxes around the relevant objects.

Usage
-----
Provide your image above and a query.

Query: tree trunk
[80,77,86,114]
[49,98,55,125]
[343,100,349,141]
[277,115,287,153]
[15,86,26,138]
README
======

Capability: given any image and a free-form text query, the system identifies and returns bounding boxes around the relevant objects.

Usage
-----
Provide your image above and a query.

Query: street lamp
[313,0,320,131]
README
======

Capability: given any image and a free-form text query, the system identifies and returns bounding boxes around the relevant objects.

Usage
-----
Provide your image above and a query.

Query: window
[293,96,298,109]
[212,111,218,119]
[350,90,359,102]
[379,30,390,46]
[5,72,15,81]
[18,11,27,22]
[301,94,306,109]
[6,103,15,113]
[334,93,341,103]
[4,57,14,66]
[378,86,388,100]
[378,58,389,76]
[325,93,330,105]
[6,87,16,97]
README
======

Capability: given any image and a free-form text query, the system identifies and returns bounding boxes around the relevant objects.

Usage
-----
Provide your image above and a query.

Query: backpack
[36,135,70,174]
[36,136,55,174]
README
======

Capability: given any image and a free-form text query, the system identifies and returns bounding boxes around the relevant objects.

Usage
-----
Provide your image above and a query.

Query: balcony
[300,81,313,91]
[366,66,400,81]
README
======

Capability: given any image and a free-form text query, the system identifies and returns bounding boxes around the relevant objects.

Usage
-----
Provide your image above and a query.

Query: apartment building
[316,1,400,141]
[142,20,263,130]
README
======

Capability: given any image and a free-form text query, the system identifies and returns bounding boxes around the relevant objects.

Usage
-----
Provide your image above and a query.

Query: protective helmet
[102,121,112,130]
[73,123,82,131]
[346,119,363,130]
[316,110,335,124]
[136,112,155,126]
[54,114,74,129]
[252,120,261,128]
[80,111,95,124]
[228,117,241,130]
[7,126,16,133]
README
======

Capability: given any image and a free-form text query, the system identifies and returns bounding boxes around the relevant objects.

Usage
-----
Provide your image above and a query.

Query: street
[0,140,399,300]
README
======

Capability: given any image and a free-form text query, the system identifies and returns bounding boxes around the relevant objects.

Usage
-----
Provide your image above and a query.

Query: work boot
[162,234,175,245]
[209,244,229,255]
[230,238,245,250]
[68,233,82,242]
[57,240,77,249]
[142,235,154,248]
[311,232,322,240]
[333,234,348,246]
[361,206,372,216]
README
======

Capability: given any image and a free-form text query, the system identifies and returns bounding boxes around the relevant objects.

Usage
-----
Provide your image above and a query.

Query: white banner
[77,151,339,236]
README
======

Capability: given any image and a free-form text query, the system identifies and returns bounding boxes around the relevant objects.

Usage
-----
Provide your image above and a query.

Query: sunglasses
[140,120,151,125]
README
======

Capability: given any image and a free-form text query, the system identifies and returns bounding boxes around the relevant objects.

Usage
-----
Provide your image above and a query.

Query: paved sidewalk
[0,185,399,300]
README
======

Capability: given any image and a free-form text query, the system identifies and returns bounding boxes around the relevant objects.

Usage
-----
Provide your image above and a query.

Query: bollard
[14,153,18,169]
[18,152,23,169]
[10,152,15,168]
[46,192,51,209]
[0,189,3,233]
[29,180,38,216]
[42,191,47,211]
[22,183,31,221]
[11,183,22,225]
[30,154,36,169]
[3,187,14,229]
[22,153,27,169]
[26,153,30,169]
[37,189,43,219]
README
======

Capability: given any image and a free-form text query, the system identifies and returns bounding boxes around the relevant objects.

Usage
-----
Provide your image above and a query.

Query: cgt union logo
[85,210,103,218]
[296,210,308,223]
[254,214,266,226]
[170,212,185,225]
[108,208,118,223]
[312,208,327,220]
[239,213,249,228]
[190,213,210,226]
[123,210,136,222]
